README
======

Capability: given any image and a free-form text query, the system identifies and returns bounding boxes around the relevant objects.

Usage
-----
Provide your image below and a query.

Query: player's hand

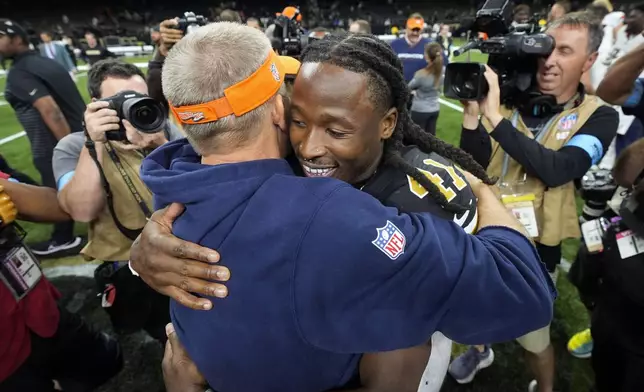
[84,101,120,143]
[479,65,503,127]
[130,203,229,311]
[160,19,183,52]
[117,119,168,150]
[162,323,207,392]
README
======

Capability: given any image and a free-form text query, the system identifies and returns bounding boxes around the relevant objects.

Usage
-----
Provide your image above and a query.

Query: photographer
[572,139,644,391]
[449,13,618,392]
[53,59,182,342]
[0,179,122,391]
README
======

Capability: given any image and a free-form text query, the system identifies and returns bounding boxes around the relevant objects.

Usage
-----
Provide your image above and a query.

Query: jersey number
[407,159,467,202]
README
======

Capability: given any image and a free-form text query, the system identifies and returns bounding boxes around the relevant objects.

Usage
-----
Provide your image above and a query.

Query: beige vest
[82,143,153,262]
[484,96,603,246]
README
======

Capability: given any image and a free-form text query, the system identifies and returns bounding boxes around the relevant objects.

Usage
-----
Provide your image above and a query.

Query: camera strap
[84,126,150,241]
[104,142,153,219]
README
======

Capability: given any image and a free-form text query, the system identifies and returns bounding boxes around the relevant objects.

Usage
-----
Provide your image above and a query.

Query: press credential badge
[616,229,644,259]
[501,193,539,238]
[0,245,42,301]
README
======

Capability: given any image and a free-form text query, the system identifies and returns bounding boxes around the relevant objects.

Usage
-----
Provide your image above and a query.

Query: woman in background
[409,42,443,136]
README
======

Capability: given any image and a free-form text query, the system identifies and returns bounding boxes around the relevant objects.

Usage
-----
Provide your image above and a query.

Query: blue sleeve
[564,134,604,165]
[293,185,554,353]
[622,79,644,118]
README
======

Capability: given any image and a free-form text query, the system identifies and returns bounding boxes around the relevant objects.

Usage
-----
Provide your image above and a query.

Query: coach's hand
[163,323,207,392]
[84,101,120,143]
[160,18,184,54]
[130,203,229,310]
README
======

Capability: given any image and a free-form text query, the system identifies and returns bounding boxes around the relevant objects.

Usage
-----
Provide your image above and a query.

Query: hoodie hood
[141,138,294,215]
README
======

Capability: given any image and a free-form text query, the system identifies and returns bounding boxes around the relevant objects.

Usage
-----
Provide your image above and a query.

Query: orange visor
[169,51,288,125]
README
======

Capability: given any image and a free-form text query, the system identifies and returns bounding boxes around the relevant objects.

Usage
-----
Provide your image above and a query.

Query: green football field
[0,48,596,391]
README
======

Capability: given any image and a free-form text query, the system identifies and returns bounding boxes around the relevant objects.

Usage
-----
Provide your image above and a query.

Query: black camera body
[177,11,208,35]
[99,90,166,141]
[580,168,618,203]
[273,13,308,57]
[444,0,555,111]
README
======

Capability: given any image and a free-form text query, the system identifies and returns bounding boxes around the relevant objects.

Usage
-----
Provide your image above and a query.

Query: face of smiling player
[289,62,397,185]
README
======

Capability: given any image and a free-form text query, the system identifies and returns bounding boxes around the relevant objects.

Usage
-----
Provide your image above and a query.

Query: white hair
[162,22,274,154]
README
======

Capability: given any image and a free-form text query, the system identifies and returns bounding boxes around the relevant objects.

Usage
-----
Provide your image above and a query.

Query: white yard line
[438,98,463,112]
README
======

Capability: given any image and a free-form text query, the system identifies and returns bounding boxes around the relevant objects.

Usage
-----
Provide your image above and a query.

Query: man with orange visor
[391,13,449,82]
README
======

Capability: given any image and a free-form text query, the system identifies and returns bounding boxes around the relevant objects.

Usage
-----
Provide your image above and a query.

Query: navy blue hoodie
[141,139,554,392]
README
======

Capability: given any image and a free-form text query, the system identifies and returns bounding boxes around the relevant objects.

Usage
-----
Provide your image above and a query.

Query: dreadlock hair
[300,33,496,213]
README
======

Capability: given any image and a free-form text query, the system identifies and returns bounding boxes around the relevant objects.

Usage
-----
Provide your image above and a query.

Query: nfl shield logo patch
[372,220,406,260]
[558,114,578,131]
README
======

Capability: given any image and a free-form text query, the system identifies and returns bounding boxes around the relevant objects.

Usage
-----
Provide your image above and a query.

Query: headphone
[517,83,585,118]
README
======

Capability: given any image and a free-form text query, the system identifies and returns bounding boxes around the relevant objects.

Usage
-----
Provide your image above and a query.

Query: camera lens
[452,72,479,100]
[123,97,166,133]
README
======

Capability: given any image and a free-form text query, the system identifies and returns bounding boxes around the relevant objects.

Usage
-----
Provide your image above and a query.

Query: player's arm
[33,96,72,141]
[10,70,71,140]
[293,184,554,353]
[485,106,618,187]
[597,41,644,105]
[0,178,71,223]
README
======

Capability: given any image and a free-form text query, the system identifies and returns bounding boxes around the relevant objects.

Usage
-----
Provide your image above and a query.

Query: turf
[0,46,594,391]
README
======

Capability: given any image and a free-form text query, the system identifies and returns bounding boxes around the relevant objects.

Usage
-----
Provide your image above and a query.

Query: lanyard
[500,111,558,183]
[104,142,152,219]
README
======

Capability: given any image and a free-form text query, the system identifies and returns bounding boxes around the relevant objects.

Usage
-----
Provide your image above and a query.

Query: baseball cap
[0,19,28,41]
[279,55,300,77]
[406,17,425,30]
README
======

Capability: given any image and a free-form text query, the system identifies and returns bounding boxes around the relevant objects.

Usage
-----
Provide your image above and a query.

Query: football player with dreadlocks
[131,33,553,391]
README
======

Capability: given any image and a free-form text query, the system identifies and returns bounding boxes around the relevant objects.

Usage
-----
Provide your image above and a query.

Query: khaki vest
[483,96,603,246]
[82,143,153,262]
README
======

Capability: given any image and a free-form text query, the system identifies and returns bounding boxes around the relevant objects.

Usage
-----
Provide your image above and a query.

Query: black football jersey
[362,146,478,234]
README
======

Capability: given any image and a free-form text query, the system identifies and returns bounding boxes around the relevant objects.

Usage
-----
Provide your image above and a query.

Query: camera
[99,90,166,141]
[272,9,308,57]
[177,11,208,35]
[580,168,618,203]
[444,0,554,109]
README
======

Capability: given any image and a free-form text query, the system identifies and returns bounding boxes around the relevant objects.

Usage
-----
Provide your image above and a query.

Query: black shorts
[0,307,123,392]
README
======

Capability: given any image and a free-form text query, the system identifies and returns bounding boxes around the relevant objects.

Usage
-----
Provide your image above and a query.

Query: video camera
[177,11,208,35]
[444,0,555,110]
[272,7,308,57]
[100,91,166,141]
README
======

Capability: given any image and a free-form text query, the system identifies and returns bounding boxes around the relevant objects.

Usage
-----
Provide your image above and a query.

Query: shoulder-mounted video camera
[272,7,308,57]
[444,0,556,112]
[99,90,166,142]
[177,11,208,35]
